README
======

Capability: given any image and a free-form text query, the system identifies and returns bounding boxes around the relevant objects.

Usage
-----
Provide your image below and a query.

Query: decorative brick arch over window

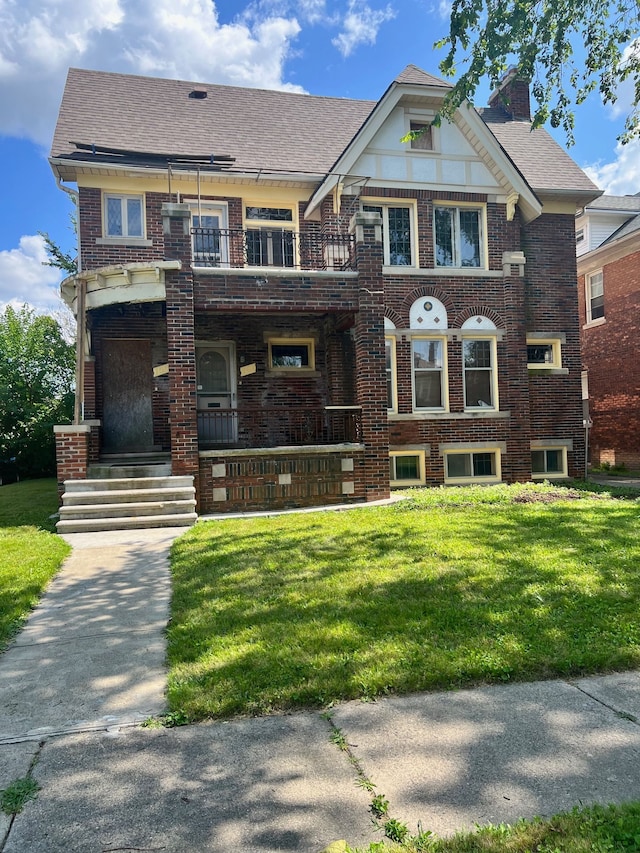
[456,307,504,329]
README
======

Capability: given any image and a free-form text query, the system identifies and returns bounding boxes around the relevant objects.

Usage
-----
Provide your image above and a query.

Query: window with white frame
[412,337,446,410]
[245,204,296,267]
[104,194,144,238]
[409,121,433,151]
[462,337,497,409]
[586,270,604,322]
[444,449,501,483]
[526,337,562,369]
[531,447,567,478]
[385,335,397,412]
[390,451,425,486]
[434,205,484,268]
[189,201,229,266]
[362,202,414,266]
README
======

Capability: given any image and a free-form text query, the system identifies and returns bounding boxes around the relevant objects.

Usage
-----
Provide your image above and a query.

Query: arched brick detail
[384,307,403,328]
[454,306,505,329]
[400,285,453,326]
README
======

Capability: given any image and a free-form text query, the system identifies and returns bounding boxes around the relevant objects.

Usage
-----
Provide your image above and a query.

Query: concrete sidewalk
[1,528,640,852]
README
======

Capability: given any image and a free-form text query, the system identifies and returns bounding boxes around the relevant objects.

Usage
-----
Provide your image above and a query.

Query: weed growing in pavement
[0,777,40,815]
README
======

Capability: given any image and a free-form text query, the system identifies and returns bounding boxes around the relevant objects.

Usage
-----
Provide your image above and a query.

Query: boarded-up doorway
[102,339,154,452]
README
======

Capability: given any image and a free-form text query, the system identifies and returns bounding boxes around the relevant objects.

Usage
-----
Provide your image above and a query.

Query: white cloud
[584,140,640,195]
[0,0,304,145]
[332,0,395,57]
[0,235,65,313]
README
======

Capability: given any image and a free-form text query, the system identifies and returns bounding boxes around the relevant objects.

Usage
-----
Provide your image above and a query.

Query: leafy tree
[0,305,74,480]
[435,0,639,144]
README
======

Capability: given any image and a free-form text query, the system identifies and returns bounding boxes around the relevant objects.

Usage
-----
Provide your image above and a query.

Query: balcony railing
[191,228,355,271]
[197,406,362,449]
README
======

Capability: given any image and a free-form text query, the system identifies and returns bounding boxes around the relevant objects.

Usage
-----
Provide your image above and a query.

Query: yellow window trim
[411,334,449,413]
[102,191,146,240]
[443,448,502,484]
[385,335,398,414]
[526,337,562,369]
[461,334,499,412]
[390,450,426,487]
[531,446,568,479]
[360,196,418,268]
[267,337,315,371]
[433,201,488,271]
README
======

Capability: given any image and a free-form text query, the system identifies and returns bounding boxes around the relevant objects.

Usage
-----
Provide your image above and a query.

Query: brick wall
[579,247,640,467]
[54,426,90,499]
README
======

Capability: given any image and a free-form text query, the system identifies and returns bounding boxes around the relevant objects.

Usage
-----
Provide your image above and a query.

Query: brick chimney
[488,67,531,121]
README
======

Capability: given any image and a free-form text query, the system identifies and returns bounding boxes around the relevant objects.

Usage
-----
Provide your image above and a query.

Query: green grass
[342,801,640,851]
[167,482,640,720]
[0,479,70,650]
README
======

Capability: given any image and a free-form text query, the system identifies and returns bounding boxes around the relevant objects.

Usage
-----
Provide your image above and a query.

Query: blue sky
[0,0,636,313]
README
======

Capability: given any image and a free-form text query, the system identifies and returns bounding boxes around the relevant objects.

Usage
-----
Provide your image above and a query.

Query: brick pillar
[54,425,90,501]
[162,204,200,493]
[502,250,533,482]
[350,211,390,502]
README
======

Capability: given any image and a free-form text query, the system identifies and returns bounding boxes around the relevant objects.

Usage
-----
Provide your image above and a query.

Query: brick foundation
[54,425,90,500]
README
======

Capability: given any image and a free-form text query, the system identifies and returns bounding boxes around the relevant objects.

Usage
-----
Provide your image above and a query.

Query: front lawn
[0,479,70,650]
[167,482,640,720]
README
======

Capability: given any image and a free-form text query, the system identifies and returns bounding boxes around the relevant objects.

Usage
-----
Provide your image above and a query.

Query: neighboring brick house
[576,194,640,469]
[50,64,599,528]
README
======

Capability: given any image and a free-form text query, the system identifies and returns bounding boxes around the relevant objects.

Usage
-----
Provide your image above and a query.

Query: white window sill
[444,476,502,485]
[583,317,606,329]
[531,472,568,479]
[382,266,503,278]
[528,367,569,375]
[390,479,426,488]
[97,237,153,247]
[390,411,510,421]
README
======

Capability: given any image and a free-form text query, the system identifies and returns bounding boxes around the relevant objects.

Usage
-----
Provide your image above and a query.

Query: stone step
[88,464,172,479]
[63,487,195,506]
[56,513,198,534]
[59,499,197,520]
[63,476,194,492]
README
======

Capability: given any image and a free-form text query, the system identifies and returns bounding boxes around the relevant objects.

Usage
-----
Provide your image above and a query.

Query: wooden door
[102,339,154,452]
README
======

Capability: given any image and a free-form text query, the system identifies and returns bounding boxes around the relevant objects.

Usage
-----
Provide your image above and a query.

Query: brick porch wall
[54,425,90,500]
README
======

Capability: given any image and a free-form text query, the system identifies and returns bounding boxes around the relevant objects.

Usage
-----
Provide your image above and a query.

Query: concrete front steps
[57,475,197,533]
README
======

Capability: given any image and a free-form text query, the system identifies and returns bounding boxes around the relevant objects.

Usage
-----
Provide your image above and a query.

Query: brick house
[50,65,599,530]
[576,194,640,469]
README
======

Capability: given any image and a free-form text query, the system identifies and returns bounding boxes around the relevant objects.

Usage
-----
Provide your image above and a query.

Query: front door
[102,339,154,452]
[196,342,237,443]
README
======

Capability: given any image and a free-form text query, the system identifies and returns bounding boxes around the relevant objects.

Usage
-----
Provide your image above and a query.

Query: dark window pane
[447,454,471,478]
[463,340,491,368]
[527,344,554,364]
[127,198,143,236]
[473,453,495,476]
[271,344,309,368]
[410,121,433,150]
[546,449,562,472]
[590,294,604,319]
[394,455,420,480]
[435,207,454,266]
[387,206,411,265]
[246,207,293,221]
[531,450,546,473]
[415,371,442,408]
[459,210,480,267]
[107,197,122,236]
[465,370,493,407]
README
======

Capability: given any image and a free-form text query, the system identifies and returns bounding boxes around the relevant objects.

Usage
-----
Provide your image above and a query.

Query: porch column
[350,211,390,502]
[162,203,199,485]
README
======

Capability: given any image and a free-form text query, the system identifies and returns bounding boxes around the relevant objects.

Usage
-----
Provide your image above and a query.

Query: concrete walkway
[1,527,640,852]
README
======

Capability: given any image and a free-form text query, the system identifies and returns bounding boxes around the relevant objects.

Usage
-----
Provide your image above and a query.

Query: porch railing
[191,228,355,271]
[197,406,362,449]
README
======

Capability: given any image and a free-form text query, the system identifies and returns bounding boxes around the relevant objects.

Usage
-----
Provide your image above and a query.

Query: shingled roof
[51,66,599,200]
[51,68,375,175]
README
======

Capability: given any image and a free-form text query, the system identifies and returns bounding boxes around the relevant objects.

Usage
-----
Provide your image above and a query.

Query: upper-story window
[434,205,484,268]
[189,201,229,266]
[409,121,433,151]
[104,194,144,238]
[245,204,295,267]
[362,202,415,267]
[586,270,604,322]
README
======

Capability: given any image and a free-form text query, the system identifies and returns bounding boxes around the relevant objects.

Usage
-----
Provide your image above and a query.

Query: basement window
[268,338,315,371]
[390,451,425,487]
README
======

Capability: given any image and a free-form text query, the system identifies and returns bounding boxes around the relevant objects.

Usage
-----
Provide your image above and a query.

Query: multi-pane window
[389,452,425,485]
[245,206,295,267]
[385,337,397,411]
[434,206,483,268]
[104,194,143,238]
[587,271,604,321]
[412,338,445,409]
[445,450,500,482]
[526,337,562,369]
[362,203,413,266]
[531,448,567,478]
[463,338,496,409]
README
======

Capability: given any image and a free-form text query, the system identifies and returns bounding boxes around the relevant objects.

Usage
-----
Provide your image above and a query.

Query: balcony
[191,228,355,272]
[197,406,362,450]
